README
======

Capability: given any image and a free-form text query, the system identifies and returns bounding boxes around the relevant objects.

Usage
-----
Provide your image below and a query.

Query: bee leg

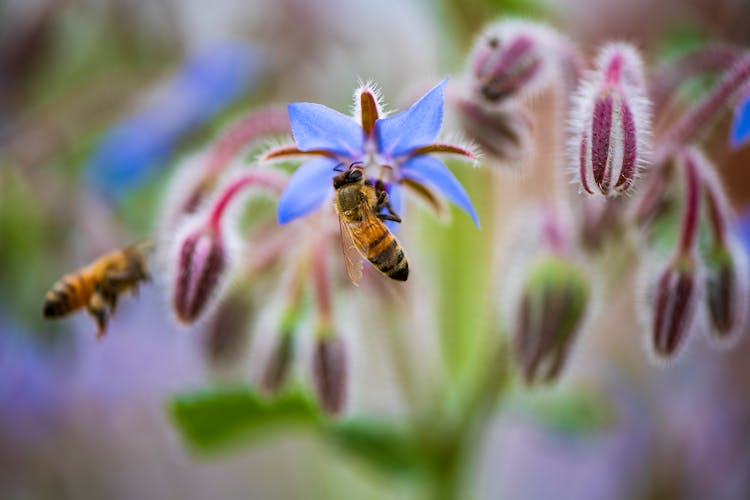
[87,292,109,339]
[105,291,119,314]
[373,184,402,223]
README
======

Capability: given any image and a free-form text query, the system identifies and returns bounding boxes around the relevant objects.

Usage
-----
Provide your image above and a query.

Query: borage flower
[262,79,480,227]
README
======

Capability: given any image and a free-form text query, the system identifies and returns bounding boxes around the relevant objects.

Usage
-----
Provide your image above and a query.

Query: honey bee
[333,164,408,284]
[42,240,153,338]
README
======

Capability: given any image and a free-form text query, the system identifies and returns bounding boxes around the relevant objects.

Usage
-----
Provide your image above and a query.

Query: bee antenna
[333,162,346,172]
[349,161,365,170]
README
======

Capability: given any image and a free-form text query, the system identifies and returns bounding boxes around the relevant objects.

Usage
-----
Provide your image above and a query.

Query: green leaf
[324,418,424,477]
[168,385,321,453]
[507,388,613,436]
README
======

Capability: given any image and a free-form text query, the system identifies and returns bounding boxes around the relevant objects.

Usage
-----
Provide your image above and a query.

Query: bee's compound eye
[348,169,363,182]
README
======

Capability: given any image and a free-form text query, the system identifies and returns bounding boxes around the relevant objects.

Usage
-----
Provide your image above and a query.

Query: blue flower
[85,41,266,202]
[262,79,479,227]
[730,91,750,149]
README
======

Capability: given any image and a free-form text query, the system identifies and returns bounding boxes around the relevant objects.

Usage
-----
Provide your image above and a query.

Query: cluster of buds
[570,43,652,196]
[455,20,578,163]
[643,147,748,359]
[168,169,288,324]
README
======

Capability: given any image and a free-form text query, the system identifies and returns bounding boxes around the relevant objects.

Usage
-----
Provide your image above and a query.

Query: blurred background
[2,0,750,499]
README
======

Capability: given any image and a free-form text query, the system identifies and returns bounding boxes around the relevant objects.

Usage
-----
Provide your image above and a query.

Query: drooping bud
[262,304,304,394]
[468,19,568,102]
[202,291,253,369]
[454,95,531,163]
[704,245,748,342]
[513,256,590,384]
[646,148,703,359]
[650,256,698,358]
[571,43,652,196]
[698,156,749,342]
[312,333,347,415]
[262,330,295,394]
[173,227,226,324]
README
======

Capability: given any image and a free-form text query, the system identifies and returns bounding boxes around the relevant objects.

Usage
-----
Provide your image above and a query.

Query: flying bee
[333,164,408,284]
[42,240,153,338]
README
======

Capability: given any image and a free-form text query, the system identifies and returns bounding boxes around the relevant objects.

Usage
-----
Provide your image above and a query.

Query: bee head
[333,162,365,189]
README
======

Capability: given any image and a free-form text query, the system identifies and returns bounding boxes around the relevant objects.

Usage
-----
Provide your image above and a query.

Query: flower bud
[705,244,748,343]
[312,334,347,415]
[262,331,295,394]
[650,256,698,359]
[173,228,226,324]
[202,291,253,369]
[454,96,531,163]
[469,19,562,102]
[513,256,590,384]
[263,306,302,394]
[571,43,651,196]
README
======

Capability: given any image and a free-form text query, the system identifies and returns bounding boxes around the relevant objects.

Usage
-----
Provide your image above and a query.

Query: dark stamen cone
[312,334,347,415]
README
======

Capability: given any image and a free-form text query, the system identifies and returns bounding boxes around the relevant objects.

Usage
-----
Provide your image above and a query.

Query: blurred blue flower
[737,205,750,257]
[730,92,750,149]
[85,41,266,202]
[263,79,479,227]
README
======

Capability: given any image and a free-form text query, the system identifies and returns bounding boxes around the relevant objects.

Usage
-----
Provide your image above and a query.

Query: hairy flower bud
[469,19,565,102]
[513,256,590,384]
[173,228,226,324]
[312,334,347,415]
[571,43,651,196]
[454,95,531,163]
[650,257,698,359]
[705,244,748,343]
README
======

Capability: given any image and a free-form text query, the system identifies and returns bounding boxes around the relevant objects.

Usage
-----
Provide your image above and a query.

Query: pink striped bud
[469,20,564,102]
[650,257,698,358]
[571,43,651,196]
[173,228,226,324]
[312,334,347,416]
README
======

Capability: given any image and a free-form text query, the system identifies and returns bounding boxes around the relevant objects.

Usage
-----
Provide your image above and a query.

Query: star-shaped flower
[262,79,480,227]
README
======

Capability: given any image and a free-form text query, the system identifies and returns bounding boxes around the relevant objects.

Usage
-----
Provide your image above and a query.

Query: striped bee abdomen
[43,270,95,318]
[364,223,409,281]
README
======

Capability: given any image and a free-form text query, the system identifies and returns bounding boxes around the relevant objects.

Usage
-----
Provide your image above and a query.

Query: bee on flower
[261,79,480,280]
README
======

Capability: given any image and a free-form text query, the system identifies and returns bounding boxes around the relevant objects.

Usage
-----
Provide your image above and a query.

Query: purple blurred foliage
[84,41,266,202]
[478,382,652,500]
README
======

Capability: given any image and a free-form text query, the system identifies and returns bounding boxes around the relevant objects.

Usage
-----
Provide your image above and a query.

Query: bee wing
[338,216,364,286]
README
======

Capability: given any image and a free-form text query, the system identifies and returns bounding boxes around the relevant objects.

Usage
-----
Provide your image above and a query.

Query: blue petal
[401,155,480,227]
[277,157,339,224]
[730,93,750,149]
[375,79,447,157]
[288,103,364,156]
[385,183,404,233]
[85,41,264,203]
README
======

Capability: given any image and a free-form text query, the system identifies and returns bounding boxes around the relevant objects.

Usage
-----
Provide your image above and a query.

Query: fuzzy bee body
[42,241,152,337]
[333,167,408,283]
